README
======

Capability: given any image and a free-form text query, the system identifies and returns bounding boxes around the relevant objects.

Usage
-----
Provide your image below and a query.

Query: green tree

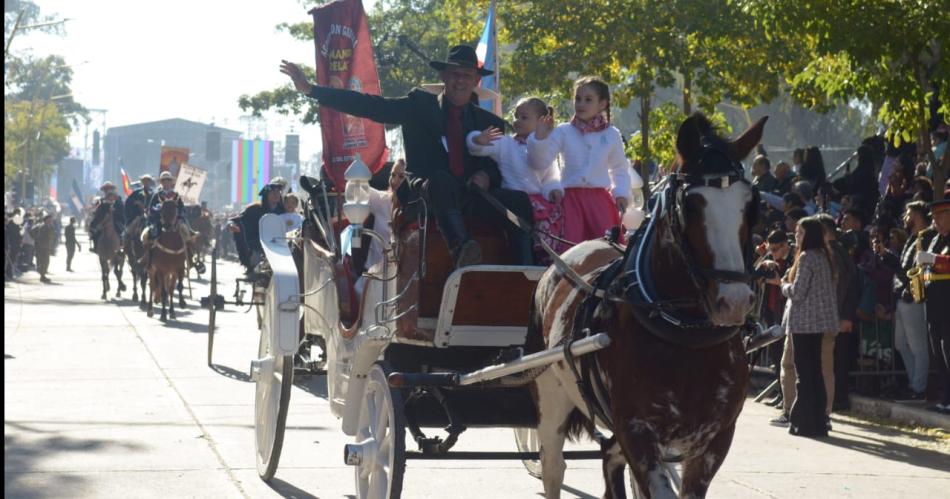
[4,100,70,185]
[238,0,451,124]
[743,0,950,196]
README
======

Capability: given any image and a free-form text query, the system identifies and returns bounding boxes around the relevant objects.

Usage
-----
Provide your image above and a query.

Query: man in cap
[126,173,156,223]
[29,212,57,283]
[916,189,950,413]
[280,44,535,267]
[145,171,187,239]
[228,182,285,273]
[90,182,126,253]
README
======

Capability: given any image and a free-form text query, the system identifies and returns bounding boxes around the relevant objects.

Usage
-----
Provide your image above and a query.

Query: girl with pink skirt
[528,76,641,244]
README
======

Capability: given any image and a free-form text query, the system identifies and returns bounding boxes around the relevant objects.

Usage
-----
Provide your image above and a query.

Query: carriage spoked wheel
[346,361,406,499]
[513,428,543,479]
[206,247,219,366]
[251,322,294,481]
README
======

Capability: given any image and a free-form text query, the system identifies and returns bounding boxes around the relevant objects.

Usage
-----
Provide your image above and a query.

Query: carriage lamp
[342,155,372,248]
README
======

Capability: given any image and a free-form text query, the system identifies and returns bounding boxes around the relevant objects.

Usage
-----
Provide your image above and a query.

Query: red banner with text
[311,0,388,192]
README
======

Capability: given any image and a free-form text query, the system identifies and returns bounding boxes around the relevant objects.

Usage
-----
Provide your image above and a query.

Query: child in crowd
[280,193,304,232]
[528,76,641,244]
[467,97,565,263]
[355,159,406,298]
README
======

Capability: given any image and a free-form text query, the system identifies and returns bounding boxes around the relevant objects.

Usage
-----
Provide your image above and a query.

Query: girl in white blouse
[466,97,566,263]
[528,76,642,244]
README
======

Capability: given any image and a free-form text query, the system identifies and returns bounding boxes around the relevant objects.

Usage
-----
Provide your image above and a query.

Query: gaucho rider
[228,182,286,274]
[280,44,535,267]
[90,181,126,253]
[143,171,194,260]
[125,173,156,224]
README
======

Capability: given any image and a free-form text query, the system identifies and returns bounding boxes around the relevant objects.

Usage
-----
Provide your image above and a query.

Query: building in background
[103,118,241,209]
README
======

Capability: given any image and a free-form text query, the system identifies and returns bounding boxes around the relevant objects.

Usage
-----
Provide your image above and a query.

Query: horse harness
[561,143,760,434]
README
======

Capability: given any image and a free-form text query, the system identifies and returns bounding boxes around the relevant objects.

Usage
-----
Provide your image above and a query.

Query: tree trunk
[683,72,692,116]
[640,92,652,200]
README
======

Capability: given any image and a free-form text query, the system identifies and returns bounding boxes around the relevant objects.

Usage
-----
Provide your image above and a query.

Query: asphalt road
[5,229,949,498]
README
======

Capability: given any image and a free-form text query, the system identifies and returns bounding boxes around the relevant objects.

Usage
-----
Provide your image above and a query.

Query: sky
[15,0,326,161]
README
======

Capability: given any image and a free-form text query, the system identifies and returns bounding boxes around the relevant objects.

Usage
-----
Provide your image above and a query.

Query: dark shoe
[39,277,51,283]
[452,239,482,268]
[769,413,790,427]
[765,396,783,407]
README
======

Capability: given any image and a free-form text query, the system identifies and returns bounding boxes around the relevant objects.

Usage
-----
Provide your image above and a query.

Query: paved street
[5,229,949,499]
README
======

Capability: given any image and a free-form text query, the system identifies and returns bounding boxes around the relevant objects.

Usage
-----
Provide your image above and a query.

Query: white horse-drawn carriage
[236,158,615,497]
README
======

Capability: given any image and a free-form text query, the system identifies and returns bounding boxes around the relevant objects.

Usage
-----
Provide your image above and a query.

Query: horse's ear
[729,116,768,161]
[675,114,706,163]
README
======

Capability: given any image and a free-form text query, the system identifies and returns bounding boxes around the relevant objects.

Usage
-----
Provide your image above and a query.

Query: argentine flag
[475,0,501,116]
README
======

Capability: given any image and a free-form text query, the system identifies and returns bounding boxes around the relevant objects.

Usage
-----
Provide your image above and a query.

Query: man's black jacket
[91,198,126,235]
[307,86,506,190]
[126,187,152,221]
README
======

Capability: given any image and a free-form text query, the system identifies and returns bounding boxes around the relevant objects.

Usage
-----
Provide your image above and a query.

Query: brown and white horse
[530,113,766,499]
[147,200,189,321]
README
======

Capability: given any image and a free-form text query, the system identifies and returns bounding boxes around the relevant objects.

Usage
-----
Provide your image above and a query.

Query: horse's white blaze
[692,183,754,324]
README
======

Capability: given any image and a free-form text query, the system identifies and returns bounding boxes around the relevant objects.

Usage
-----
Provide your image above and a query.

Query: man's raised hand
[474,127,504,146]
[280,60,313,94]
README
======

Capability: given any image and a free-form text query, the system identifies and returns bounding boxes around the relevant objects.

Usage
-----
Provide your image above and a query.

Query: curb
[848,394,950,431]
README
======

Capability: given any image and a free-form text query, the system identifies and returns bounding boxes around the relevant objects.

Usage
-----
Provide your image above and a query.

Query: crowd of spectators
[749,125,950,429]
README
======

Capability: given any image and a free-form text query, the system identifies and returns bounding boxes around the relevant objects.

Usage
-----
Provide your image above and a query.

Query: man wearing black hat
[916,189,950,413]
[280,44,534,267]
[228,183,286,273]
[126,174,156,223]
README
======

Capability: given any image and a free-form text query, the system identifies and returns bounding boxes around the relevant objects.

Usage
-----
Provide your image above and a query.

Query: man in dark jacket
[64,216,81,272]
[280,44,534,267]
[892,201,935,399]
[146,171,186,240]
[228,183,285,272]
[125,174,155,223]
[916,190,950,414]
[90,182,125,252]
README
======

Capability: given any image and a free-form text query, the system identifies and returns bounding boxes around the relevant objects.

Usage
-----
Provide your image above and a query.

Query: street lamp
[342,155,372,248]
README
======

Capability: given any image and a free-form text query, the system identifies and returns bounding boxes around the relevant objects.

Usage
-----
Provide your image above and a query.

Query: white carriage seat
[433,265,546,348]
[259,213,301,356]
[355,187,393,299]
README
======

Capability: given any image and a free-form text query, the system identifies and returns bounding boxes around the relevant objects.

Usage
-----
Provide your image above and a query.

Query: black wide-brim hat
[429,44,493,76]
[932,188,950,214]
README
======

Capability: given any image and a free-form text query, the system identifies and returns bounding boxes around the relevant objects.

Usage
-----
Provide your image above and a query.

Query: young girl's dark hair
[573,76,611,123]
[514,96,554,118]
[789,215,835,282]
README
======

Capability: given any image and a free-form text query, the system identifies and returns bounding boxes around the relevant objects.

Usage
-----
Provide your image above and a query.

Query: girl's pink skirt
[529,193,566,265]
[562,187,621,245]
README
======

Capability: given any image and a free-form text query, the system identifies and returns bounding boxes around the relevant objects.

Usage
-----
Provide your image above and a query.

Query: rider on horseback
[142,171,196,265]
[90,182,126,253]
[125,173,155,223]
[228,182,286,274]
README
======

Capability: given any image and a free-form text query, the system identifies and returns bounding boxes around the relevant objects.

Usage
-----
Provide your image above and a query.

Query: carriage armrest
[433,265,545,348]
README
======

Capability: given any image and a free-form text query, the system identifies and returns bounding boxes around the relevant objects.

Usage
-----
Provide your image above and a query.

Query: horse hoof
[169,312,176,320]
[179,300,186,308]
[147,310,154,318]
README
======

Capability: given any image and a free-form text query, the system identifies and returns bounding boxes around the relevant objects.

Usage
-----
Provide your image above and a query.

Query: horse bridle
[667,142,759,292]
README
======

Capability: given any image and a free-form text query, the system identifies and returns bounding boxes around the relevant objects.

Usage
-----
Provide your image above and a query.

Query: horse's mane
[676,112,737,177]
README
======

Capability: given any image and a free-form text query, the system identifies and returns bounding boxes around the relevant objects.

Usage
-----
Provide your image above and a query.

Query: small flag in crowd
[120,168,133,196]
[49,173,58,200]
[476,0,501,116]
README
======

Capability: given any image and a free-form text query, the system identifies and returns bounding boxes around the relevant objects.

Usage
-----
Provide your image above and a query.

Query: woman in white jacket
[467,97,565,263]
[528,76,642,244]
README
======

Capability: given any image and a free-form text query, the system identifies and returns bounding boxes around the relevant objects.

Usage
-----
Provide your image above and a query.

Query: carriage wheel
[252,328,294,481]
[350,362,405,499]
[513,428,543,479]
[206,248,218,366]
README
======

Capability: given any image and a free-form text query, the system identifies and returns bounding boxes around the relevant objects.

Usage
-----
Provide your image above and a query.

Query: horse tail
[525,290,545,355]
[564,408,594,443]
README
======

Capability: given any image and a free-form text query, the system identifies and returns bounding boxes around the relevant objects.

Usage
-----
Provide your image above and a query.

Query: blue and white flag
[475,0,501,116]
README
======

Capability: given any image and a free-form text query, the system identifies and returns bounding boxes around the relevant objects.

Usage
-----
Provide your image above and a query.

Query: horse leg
[140,270,149,307]
[168,275,177,320]
[131,267,139,302]
[147,271,156,318]
[678,425,736,499]
[100,258,110,300]
[617,421,676,499]
[535,371,574,499]
[115,256,126,295]
[602,437,627,499]
[177,278,186,308]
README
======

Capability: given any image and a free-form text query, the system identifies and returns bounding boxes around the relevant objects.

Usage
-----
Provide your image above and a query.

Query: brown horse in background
[124,215,149,307]
[530,113,766,498]
[92,206,126,300]
[147,200,189,321]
